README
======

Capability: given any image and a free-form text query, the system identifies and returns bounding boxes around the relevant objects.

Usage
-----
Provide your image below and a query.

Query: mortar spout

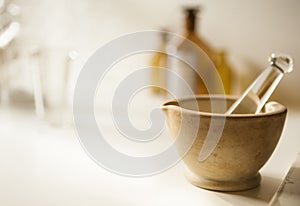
[160,100,180,113]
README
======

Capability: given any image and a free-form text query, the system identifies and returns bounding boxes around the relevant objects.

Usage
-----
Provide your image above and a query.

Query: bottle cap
[182,6,200,15]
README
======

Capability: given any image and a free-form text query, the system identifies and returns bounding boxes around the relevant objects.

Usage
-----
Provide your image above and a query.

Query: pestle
[197,53,293,162]
[226,53,294,115]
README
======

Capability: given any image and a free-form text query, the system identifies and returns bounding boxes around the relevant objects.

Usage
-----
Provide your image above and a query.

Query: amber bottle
[168,7,217,96]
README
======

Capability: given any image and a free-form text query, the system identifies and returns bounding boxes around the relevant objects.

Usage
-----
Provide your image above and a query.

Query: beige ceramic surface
[161,95,287,192]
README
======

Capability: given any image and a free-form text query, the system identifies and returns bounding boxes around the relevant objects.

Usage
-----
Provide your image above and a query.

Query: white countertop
[1,101,300,206]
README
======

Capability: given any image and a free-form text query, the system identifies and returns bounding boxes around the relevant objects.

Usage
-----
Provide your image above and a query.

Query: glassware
[40,48,78,125]
[2,45,78,125]
[167,7,217,96]
[226,53,293,114]
[215,50,232,94]
[150,30,168,96]
[30,46,45,118]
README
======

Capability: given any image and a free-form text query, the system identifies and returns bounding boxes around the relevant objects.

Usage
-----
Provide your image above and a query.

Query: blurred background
[1,1,300,205]
[1,0,300,117]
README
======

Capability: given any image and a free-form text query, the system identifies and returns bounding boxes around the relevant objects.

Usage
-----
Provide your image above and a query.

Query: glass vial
[150,30,168,96]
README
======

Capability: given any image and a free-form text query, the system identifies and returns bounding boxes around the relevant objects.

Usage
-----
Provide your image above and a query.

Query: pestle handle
[226,53,293,115]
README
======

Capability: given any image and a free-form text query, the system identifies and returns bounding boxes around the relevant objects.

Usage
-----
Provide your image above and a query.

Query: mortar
[161,95,287,191]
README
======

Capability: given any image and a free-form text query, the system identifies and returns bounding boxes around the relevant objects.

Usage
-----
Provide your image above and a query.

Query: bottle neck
[182,9,216,58]
[185,13,197,34]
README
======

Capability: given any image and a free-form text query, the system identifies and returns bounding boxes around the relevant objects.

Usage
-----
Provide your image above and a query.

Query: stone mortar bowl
[161,95,287,191]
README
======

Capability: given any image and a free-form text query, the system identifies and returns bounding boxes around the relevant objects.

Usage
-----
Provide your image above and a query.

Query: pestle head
[269,53,293,73]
